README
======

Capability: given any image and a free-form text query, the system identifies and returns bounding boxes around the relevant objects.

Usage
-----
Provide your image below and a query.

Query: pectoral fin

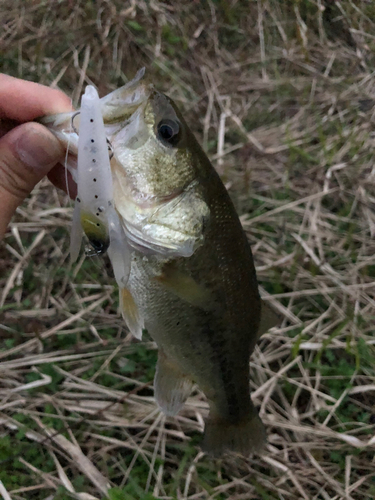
[119,287,144,340]
[154,350,193,416]
[258,300,280,337]
[154,263,212,309]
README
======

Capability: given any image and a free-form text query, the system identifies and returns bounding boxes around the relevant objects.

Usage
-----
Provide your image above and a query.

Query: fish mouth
[39,67,152,151]
[100,67,152,124]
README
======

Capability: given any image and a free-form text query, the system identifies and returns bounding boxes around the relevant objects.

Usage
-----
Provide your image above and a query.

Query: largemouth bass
[41,69,276,456]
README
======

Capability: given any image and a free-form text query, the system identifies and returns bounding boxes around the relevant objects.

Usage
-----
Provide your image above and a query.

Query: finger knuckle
[0,154,30,200]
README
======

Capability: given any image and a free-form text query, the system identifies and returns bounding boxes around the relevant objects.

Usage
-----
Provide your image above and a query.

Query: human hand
[0,74,74,240]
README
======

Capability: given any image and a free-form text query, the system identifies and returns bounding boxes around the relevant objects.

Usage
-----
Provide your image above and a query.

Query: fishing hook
[70,111,80,135]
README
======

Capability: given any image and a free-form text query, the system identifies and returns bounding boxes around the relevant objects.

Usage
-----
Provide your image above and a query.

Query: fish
[40,69,278,456]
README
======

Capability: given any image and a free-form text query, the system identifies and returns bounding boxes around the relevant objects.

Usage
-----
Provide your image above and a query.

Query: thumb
[0,122,65,239]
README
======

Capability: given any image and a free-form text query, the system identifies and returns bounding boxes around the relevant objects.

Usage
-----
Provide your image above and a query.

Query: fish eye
[157,119,181,146]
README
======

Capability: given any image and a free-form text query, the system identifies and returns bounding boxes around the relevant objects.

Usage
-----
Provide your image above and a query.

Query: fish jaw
[99,67,151,123]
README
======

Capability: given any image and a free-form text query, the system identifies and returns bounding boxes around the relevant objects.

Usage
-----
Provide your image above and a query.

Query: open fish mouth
[39,67,152,157]
[98,67,151,123]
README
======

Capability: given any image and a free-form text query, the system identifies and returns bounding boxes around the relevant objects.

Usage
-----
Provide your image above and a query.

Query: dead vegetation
[1,1,375,499]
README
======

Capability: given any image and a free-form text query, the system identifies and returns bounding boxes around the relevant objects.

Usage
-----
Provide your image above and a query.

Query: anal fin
[119,287,144,340]
[154,350,193,416]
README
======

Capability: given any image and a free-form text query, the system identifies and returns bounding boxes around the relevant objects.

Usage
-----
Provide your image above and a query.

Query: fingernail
[15,125,62,170]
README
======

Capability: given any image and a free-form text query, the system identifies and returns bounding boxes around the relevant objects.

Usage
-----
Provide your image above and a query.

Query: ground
[0,1,375,499]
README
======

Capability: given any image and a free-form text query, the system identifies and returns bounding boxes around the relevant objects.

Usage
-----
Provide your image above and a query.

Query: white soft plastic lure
[72,85,131,287]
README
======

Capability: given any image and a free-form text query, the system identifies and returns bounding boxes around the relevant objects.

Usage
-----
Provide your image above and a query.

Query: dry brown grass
[1,1,375,499]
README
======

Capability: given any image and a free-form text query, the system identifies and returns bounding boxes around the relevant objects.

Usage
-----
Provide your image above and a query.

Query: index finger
[0,74,73,122]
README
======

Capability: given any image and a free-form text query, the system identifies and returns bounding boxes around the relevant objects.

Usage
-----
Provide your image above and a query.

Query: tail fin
[202,411,266,457]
